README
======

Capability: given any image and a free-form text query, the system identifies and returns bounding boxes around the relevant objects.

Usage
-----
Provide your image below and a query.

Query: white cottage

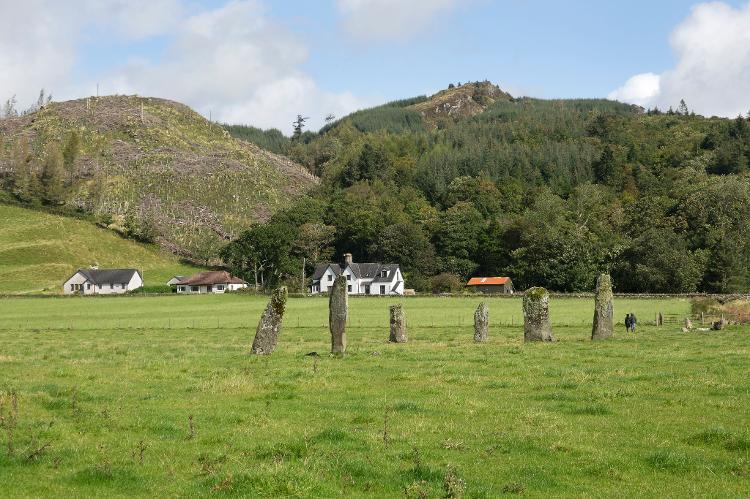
[174,271,248,294]
[63,268,143,295]
[310,254,404,295]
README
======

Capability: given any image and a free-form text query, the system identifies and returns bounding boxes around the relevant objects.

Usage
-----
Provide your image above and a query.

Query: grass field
[1,295,749,497]
[0,204,202,294]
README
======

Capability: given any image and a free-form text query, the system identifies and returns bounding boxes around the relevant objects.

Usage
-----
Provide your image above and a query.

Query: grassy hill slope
[0,95,317,260]
[0,203,201,294]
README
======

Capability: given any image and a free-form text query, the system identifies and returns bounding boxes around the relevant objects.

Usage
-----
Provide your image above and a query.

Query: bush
[129,285,172,294]
[430,273,463,294]
[690,298,721,316]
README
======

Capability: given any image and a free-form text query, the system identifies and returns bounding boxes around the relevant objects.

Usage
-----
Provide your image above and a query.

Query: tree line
[223,93,750,293]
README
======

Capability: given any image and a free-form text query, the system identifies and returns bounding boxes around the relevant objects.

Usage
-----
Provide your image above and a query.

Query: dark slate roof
[372,264,400,283]
[311,263,341,281]
[311,262,399,282]
[75,268,141,285]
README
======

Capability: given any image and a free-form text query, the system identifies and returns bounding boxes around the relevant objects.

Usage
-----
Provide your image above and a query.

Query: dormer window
[380,270,388,278]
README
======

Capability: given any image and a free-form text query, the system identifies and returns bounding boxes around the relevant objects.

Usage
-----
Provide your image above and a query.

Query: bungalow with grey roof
[63,268,143,295]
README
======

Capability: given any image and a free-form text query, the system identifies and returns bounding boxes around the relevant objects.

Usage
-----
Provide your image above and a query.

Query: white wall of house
[63,272,93,295]
[315,266,338,293]
[176,282,247,294]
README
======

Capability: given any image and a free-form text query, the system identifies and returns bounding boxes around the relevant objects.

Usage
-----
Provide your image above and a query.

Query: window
[70,284,74,291]
[87,284,91,290]
[346,274,351,281]
[217,285,225,291]
[380,270,388,278]
[347,285,352,292]
[328,274,333,281]
[191,286,199,292]
[179,286,186,292]
[380,285,386,295]
[121,283,127,289]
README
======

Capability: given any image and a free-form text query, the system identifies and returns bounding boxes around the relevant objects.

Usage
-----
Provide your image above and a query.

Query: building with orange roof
[466,276,514,294]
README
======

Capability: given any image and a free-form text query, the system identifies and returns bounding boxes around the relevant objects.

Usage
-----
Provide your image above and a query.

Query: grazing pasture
[0,295,748,497]
[0,204,201,294]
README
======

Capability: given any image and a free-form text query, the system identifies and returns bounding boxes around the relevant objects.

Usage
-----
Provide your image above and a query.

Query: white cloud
[611,2,750,116]
[0,0,366,131]
[337,0,458,41]
[608,73,661,107]
[106,0,367,131]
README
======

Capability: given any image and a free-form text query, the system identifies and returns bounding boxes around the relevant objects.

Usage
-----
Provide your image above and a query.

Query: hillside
[220,82,750,294]
[0,95,317,260]
[0,203,201,294]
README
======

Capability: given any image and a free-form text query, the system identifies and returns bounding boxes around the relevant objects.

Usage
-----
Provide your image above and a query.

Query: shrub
[430,273,462,294]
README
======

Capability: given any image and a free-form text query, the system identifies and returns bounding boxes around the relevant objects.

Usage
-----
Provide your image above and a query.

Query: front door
[207,285,213,293]
[365,285,370,294]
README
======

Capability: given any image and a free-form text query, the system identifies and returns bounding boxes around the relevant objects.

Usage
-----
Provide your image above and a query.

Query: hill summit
[408,81,513,127]
[0,95,317,260]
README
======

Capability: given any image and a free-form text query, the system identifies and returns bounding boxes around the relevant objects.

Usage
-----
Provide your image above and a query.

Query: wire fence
[3,313,725,333]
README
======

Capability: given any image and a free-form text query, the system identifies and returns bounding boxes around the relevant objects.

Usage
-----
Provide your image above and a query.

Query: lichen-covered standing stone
[329,275,348,354]
[251,286,288,354]
[474,302,489,343]
[389,304,407,343]
[523,287,555,342]
[591,274,614,340]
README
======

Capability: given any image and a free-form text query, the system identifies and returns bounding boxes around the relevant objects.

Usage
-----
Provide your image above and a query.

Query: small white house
[166,276,185,287]
[63,268,143,295]
[174,271,248,294]
[311,254,404,295]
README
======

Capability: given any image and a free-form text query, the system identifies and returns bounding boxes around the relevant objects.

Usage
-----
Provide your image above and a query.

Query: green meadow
[0,295,748,497]
[0,204,201,294]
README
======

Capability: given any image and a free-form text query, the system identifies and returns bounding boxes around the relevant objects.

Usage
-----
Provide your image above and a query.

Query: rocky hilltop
[408,81,513,127]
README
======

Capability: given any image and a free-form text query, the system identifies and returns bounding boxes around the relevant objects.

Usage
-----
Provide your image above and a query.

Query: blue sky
[2,0,749,130]
[272,0,701,100]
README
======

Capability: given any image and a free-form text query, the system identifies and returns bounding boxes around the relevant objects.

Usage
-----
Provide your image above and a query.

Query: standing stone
[389,304,407,343]
[591,274,614,340]
[523,287,555,342]
[474,302,489,343]
[329,275,348,354]
[251,287,287,355]
[684,317,693,330]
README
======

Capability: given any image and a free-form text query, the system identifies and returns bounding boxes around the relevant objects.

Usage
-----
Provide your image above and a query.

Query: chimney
[343,253,353,266]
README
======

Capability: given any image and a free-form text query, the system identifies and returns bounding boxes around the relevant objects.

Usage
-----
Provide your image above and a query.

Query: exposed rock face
[591,274,614,340]
[408,81,513,128]
[523,287,555,342]
[389,304,407,343]
[474,303,489,343]
[329,275,348,354]
[251,287,288,354]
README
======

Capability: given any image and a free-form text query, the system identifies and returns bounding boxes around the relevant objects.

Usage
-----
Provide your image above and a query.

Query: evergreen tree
[40,143,66,204]
[677,99,689,115]
[292,115,309,141]
[11,136,33,202]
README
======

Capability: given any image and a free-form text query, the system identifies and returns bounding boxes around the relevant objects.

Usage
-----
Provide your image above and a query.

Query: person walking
[624,313,632,333]
[630,313,637,333]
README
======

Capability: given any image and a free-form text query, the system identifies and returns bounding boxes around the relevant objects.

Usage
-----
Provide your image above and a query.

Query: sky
[1,0,749,132]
